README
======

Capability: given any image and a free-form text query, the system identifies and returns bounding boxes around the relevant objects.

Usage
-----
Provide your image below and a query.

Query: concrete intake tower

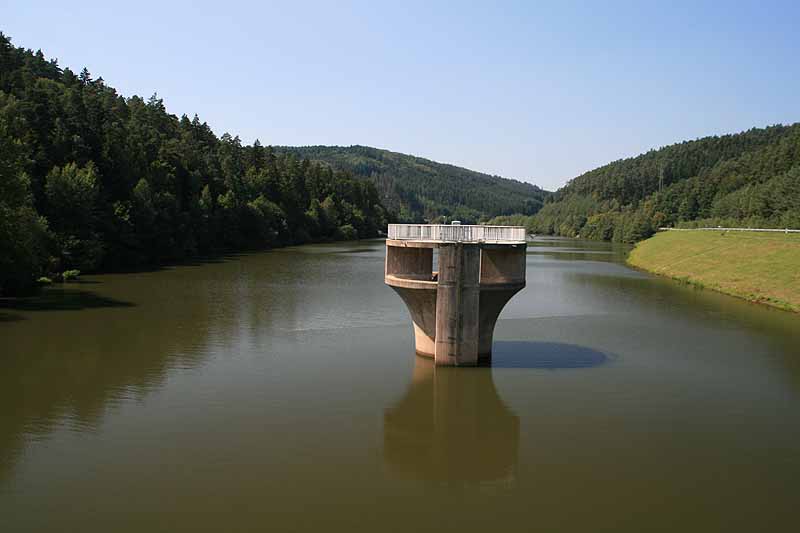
[385,224,527,366]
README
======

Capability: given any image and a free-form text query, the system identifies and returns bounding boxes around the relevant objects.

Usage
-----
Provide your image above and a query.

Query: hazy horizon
[4,0,799,190]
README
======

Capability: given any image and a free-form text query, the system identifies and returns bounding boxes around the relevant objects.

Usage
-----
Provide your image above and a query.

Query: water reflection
[562,269,800,390]
[0,278,212,487]
[384,356,519,486]
[526,236,631,264]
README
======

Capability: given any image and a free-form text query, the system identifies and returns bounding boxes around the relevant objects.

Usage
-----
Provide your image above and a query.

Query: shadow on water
[0,312,23,322]
[334,249,380,255]
[384,356,519,486]
[0,288,135,313]
[489,340,610,369]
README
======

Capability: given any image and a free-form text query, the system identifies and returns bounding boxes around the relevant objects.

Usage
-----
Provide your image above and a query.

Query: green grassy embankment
[627,231,800,312]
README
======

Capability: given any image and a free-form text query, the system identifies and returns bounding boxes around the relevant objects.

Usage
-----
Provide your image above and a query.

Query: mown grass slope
[627,231,800,312]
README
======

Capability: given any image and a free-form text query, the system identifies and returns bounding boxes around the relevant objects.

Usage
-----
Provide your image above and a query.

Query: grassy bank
[627,231,800,312]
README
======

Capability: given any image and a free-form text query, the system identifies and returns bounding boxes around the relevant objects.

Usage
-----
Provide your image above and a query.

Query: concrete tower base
[385,238,526,366]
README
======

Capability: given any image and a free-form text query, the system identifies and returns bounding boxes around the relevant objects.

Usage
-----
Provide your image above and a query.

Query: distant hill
[277,145,549,223]
[490,123,800,242]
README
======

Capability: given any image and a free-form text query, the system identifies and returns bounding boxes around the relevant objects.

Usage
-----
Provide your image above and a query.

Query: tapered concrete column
[434,243,481,366]
[390,285,437,356]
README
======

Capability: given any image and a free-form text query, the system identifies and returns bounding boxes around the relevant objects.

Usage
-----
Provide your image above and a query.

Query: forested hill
[278,145,549,223]
[493,124,800,242]
[0,32,388,294]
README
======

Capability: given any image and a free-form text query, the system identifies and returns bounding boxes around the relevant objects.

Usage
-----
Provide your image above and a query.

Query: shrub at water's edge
[627,231,800,312]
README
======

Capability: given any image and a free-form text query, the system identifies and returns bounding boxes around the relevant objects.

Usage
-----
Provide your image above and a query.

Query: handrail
[659,227,800,234]
[387,224,526,243]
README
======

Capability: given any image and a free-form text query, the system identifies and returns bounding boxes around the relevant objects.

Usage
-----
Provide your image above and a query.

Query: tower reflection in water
[383,356,519,486]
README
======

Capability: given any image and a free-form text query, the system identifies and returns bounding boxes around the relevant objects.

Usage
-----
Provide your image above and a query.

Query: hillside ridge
[278,144,549,223]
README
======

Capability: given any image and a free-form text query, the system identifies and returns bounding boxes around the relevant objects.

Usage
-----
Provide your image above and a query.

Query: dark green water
[2,237,799,532]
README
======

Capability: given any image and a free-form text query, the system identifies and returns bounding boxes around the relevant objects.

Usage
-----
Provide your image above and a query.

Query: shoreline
[627,231,800,313]
[1,236,377,298]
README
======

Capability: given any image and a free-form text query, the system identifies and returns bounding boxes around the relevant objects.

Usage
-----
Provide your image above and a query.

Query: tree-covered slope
[278,145,549,223]
[498,124,800,242]
[0,32,388,294]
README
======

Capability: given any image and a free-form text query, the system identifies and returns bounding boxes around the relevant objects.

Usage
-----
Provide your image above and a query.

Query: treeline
[279,145,549,223]
[489,124,800,242]
[0,33,388,294]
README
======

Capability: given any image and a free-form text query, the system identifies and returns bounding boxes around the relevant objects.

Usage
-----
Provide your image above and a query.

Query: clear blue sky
[3,0,799,189]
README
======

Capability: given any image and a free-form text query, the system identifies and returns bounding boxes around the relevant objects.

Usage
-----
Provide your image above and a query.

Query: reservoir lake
[2,237,799,532]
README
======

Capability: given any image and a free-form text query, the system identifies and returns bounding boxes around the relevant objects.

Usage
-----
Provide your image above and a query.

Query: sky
[3,0,799,190]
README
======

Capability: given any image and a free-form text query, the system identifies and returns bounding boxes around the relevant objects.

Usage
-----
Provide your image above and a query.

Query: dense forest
[489,124,800,242]
[0,32,390,294]
[279,145,549,223]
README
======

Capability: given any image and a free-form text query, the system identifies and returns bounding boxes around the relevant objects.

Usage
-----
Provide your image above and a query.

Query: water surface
[2,237,799,532]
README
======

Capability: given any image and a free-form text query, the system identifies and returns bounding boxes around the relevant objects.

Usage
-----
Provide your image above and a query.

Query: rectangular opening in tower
[385,245,434,281]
